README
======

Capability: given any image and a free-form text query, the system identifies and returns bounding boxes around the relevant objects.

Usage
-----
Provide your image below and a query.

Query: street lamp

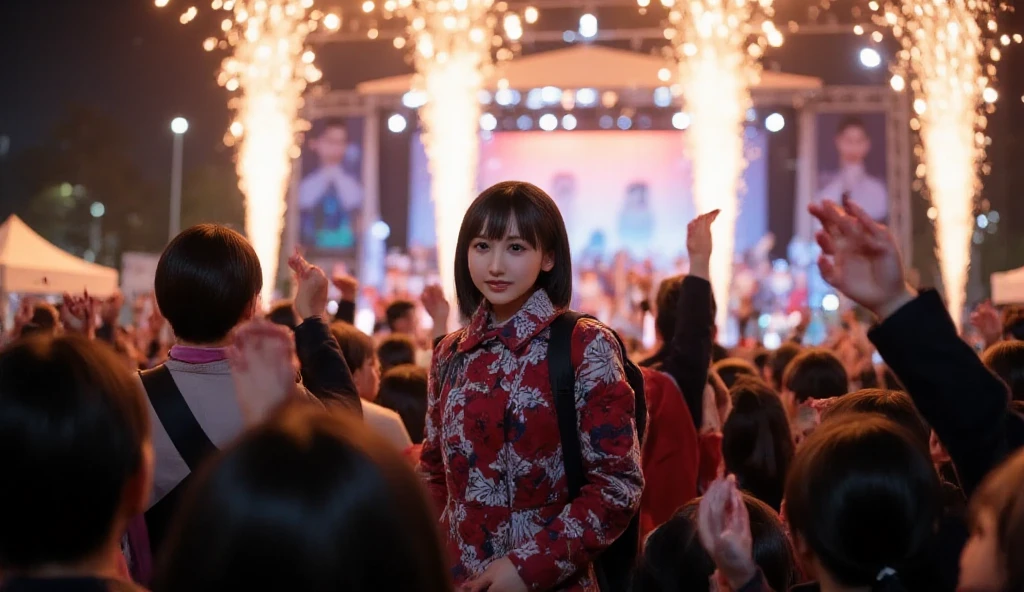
[169,117,189,241]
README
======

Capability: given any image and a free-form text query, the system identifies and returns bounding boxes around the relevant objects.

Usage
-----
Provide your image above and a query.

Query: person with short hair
[982,340,1024,402]
[0,336,152,592]
[385,300,418,336]
[377,334,417,373]
[142,225,360,557]
[298,118,364,250]
[377,363,428,445]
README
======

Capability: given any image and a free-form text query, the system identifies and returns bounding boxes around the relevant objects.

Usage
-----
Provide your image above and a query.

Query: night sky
[2,0,1022,249]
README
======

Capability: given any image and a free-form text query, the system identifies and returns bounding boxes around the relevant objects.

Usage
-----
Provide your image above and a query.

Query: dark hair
[1002,306,1024,341]
[723,378,794,511]
[377,364,428,444]
[785,415,940,589]
[266,300,300,331]
[640,275,719,370]
[30,303,60,330]
[713,358,761,391]
[385,300,417,332]
[377,335,417,373]
[308,117,348,139]
[454,181,572,319]
[768,342,802,392]
[633,493,795,592]
[152,405,451,592]
[968,448,1024,592]
[752,348,770,374]
[330,322,374,374]
[821,389,930,449]
[155,224,262,344]
[982,340,1024,401]
[0,336,150,570]
[783,349,849,403]
[836,115,868,136]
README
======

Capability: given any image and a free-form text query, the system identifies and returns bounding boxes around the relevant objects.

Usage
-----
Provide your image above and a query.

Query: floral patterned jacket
[419,290,644,591]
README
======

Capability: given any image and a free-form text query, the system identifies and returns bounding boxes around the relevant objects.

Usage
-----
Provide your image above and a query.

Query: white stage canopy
[992,267,1024,305]
[0,215,119,296]
[356,44,823,95]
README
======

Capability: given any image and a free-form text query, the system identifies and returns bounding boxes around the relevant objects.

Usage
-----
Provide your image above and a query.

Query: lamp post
[169,117,189,241]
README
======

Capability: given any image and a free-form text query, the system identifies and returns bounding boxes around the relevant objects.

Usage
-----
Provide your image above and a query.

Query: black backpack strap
[139,365,216,471]
[548,311,588,499]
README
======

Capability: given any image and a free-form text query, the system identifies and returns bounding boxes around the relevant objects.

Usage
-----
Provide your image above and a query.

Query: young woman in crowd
[960,448,1024,592]
[419,181,644,592]
[722,377,794,511]
[152,405,451,592]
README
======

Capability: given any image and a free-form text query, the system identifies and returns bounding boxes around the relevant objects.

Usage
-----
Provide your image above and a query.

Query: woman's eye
[473,242,489,251]
[509,243,525,252]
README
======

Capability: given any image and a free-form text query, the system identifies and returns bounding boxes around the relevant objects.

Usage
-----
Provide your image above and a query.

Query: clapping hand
[228,319,300,424]
[288,250,329,321]
[809,198,914,321]
[687,210,720,281]
[698,476,758,591]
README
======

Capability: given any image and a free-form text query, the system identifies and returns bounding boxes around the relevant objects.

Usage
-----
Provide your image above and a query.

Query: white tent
[992,267,1024,305]
[0,215,119,296]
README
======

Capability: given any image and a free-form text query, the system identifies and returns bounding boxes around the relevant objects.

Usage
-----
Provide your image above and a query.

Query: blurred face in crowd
[354,354,381,402]
[835,124,871,166]
[392,309,419,336]
[311,126,348,168]
[468,217,553,323]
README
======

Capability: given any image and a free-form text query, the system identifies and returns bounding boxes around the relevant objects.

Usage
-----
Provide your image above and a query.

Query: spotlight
[576,88,598,107]
[525,88,545,110]
[562,114,577,130]
[765,112,785,132]
[539,113,558,131]
[541,86,562,104]
[859,47,882,68]
[495,88,518,106]
[402,91,427,108]
[387,114,407,133]
[371,220,391,240]
[653,87,673,108]
[822,294,840,312]
[480,113,498,131]
[616,115,632,130]
[598,115,614,129]
[516,115,533,130]
[579,13,598,39]
[671,112,691,130]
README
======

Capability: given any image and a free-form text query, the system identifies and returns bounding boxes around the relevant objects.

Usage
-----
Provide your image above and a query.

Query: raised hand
[228,319,300,424]
[420,284,450,325]
[288,249,329,321]
[687,209,720,281]
[809,198,914,321]
[61,291,98,338]
[970,300,1002,347]
[697,476,758,591]
[331,272,359,302]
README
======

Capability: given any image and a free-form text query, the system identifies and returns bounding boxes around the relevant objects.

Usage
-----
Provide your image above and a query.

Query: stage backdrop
[814,112,889,223]
[408,130,768,270]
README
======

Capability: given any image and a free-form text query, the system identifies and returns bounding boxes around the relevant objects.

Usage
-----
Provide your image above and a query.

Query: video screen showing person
[298,117,365,254]
[815,113,889,223]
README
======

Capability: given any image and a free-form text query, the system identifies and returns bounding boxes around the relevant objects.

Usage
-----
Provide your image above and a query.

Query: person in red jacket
[420,181,643,592]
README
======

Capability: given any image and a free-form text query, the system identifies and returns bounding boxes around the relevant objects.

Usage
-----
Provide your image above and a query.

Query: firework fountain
[662,0,780,331]
[880,0,1007,329]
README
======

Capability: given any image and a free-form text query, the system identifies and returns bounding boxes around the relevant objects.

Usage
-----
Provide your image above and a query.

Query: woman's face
[959,509,1006,592]
[468,217,553,323]
[354,355,381,402]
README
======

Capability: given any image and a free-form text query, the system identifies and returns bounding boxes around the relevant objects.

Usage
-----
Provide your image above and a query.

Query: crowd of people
[2,181,1024,592]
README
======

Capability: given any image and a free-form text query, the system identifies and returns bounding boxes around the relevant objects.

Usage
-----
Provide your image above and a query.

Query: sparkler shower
[880,0,1003,329]
[663,0,779,331]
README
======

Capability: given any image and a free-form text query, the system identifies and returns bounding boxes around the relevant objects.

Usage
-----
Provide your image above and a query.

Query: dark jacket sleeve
[294,315,362,416]
[333,300,356,325]
[656,275,714,429]
[868,289,1024,496]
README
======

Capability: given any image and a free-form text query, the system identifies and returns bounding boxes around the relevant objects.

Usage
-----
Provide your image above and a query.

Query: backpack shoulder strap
[139,365,217,471]
[548,311,589,499]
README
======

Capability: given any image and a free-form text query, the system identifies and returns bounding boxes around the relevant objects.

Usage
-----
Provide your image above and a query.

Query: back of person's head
[653,275,717,347]
[266,300,300,331]
[377,364,428,444]
[723,378,794,510]
[767,342,802,392]
[964,448,1024,592]
[385,300,417,333]
[713,358,761,391]
[377,334,417,373]
[31,303,60,331]
[330,322,374,375]
[982,340,1024,401]
[821,389,930,449]
[155,224,262,344]
[783,348,849,404]
[753,348,770,374]
[785,415,941,590]
[152,405,451,592]
[0,335,152,571]
[633,493,795,592]
[1003,306,1024,341]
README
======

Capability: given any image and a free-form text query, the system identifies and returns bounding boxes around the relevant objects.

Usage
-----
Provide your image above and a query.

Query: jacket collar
[458,290,562,354]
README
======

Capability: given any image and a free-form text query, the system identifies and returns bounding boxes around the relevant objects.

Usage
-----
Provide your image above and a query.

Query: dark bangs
[454,181,572,319]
